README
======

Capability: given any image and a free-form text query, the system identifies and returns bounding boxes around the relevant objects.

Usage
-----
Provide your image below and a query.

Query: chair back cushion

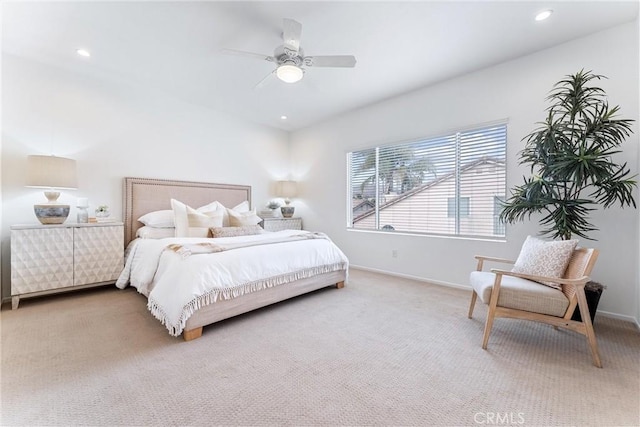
[511,236,578,290]
[470,271,569,317]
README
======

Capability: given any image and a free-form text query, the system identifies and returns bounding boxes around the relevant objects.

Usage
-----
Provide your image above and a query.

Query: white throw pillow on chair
[511,235,578,290]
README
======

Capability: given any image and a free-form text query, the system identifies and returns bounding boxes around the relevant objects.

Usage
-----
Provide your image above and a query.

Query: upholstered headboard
[123,177,251,246]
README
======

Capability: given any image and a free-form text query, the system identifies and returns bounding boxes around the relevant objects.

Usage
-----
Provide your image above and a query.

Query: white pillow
[138,210,175,228]
[232,200,249,212]
[511,236,578,290]
[136,226,176,239]
[228,209,262,227]
[137,202,220,228]
[198,201,221,213]
[171,199,224,237]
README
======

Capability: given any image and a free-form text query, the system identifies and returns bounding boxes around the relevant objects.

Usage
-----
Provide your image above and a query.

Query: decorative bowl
[281,206,295,218]
[34,204,70,224]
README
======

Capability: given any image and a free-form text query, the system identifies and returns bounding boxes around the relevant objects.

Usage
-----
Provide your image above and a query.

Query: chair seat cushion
[470,271,569,317]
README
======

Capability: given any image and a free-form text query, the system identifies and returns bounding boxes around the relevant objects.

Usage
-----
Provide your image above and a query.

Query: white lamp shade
[26,155,78,189]
[276,65,304,83]
[277,180,298,198]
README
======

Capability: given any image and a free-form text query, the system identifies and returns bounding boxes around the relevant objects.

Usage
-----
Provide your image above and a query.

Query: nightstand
[10,222,124,309]
[262,217,303,231]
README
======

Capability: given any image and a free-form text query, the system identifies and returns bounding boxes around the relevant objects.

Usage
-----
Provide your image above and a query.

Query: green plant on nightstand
[266,200,281,210]
[95,205,110,218]
[259,200,281,219]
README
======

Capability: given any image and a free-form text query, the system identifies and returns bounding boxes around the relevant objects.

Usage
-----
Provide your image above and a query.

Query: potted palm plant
[500,70,637,321]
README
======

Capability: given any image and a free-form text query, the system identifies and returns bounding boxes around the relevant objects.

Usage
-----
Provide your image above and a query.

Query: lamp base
[34,204,70,224]
[280,206,295,218]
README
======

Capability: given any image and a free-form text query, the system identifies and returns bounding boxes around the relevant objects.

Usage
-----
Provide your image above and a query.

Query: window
[448,197,469,218]
[347,123,507,238]
[493,196,506,236]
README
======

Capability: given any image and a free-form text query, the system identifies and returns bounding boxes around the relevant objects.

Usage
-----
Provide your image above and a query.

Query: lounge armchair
[468,237,601,367]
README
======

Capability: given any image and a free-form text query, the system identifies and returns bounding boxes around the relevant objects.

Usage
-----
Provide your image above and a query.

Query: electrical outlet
[392,249,398,258]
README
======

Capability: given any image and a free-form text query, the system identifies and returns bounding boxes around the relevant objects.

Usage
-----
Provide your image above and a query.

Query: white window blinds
[347,123,507,238]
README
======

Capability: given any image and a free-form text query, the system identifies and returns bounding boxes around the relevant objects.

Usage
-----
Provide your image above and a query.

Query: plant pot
[571,281,605,324]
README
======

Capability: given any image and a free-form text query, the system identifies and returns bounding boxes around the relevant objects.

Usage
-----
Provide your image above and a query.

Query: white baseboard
[349,264,640,330]
[350,264,471,291]
[597,310,640,330]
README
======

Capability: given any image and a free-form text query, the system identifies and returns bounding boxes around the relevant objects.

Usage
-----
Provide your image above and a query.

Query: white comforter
[116,230,349,336]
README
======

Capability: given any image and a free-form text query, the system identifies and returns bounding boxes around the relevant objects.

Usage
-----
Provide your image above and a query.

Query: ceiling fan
[221,18,357,87]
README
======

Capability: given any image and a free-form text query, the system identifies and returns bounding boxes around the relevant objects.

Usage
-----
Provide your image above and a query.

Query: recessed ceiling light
[535,10,553,21]
[280,115,288,120]
[76,49,91,57]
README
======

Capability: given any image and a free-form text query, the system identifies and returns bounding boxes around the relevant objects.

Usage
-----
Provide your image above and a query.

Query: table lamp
[26,155,78,224]
[277,180,297,218]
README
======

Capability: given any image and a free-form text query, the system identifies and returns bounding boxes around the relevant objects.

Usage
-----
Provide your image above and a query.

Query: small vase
[77,206,89,223]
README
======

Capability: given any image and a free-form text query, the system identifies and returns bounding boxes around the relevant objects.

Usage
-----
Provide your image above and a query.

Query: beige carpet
[1,268,639,426]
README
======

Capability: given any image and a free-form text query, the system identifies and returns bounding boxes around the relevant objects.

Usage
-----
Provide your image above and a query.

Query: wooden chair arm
[474,255,516,264]
[490,268,590,287]
[475,255,516,271]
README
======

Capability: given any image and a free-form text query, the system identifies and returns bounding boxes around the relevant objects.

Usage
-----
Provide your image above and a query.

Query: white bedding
[116,230,349,336]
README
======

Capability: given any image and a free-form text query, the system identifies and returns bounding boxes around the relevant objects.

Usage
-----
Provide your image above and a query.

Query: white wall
[1,54,290,300]
[3,21,639,323]
[291,21,640,322]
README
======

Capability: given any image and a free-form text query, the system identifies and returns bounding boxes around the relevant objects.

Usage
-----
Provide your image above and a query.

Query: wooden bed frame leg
[336,281,345,289]
[183,327,203,341]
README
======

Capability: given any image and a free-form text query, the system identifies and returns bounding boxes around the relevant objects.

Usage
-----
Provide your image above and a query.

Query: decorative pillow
[136,226,176,239]
[171,199,224,237]
[138,210,175,228]
[220,201,251,226]
[511,236,578,289]
[210,225,265,238]
[228,209,262,227]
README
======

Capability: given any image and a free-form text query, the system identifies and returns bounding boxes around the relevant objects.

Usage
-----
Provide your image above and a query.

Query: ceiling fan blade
[282,18,302,53]
[254,70,276,90]
[220,48,275,63]
[303,55,357,68]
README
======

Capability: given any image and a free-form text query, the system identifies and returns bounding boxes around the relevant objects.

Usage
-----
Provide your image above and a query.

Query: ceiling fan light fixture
[276,64,304,83]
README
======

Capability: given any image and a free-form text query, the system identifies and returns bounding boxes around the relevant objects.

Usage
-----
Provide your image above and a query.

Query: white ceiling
[3,1,638,131]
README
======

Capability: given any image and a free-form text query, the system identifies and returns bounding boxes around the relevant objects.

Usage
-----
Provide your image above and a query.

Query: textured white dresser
[10,222,124,309]
[262,217,303,231]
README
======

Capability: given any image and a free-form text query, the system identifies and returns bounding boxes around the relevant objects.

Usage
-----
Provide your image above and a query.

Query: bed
[117,177,348,341]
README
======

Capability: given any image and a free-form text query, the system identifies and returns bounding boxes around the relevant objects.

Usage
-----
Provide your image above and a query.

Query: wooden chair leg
[482,305,497,350]
[468,290,478,319]
[576,290,602,368]
[482,274,502,350]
